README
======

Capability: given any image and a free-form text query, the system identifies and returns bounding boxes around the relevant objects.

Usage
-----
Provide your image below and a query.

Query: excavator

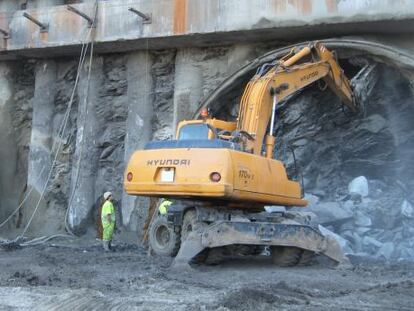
[124,42,359,266]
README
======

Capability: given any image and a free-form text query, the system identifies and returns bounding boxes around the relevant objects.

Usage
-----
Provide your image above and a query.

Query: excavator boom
[237,42,357,155]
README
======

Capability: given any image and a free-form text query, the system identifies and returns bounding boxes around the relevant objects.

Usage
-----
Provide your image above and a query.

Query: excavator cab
[176,119,237,141]
[177,123,211,140]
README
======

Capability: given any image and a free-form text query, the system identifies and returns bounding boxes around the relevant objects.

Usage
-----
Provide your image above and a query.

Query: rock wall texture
[0,62,34,235]
[0,44,257,238]
[273,63,414,261]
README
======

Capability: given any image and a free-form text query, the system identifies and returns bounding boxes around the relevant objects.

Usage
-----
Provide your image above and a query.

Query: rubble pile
[306,176,414,261]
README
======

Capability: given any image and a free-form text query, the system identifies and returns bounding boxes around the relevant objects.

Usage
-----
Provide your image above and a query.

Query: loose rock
[348,176,369,198]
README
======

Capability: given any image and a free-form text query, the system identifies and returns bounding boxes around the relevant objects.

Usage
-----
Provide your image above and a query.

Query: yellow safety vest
[159,200,172,215]
[101,200,115,225]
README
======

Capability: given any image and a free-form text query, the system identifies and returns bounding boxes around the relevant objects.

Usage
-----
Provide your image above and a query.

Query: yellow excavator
[124,42,358,266]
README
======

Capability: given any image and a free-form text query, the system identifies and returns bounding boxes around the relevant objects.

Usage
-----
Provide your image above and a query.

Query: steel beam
[128,7,151,24]
[22,12,49,33]
[0,29,10,39]
[67,5,95,28]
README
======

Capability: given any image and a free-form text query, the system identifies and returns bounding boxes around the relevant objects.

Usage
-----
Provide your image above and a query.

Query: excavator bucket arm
[237,42,358,156]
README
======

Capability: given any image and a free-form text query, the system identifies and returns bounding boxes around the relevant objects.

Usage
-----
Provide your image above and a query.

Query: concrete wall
[0,63,19,230]
[0,0,413,58]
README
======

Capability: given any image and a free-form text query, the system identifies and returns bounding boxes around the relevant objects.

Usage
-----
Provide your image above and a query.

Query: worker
[101,191,116,251]
[158,198,173,215]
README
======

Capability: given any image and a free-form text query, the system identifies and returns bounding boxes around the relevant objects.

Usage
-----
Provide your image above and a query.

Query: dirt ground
[0,235,413,311]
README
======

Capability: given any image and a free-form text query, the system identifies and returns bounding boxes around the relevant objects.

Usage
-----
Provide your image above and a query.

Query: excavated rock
[348,176,369,198]
[306,201,353,226]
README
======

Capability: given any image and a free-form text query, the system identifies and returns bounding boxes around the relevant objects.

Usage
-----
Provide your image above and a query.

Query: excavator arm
[237,42,357,156]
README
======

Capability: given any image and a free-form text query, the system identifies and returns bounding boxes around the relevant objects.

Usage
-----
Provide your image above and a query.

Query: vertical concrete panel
[122,51,153,232]
[27,61,57,194]
[20,60,58,235]
[0,62,18,229]
[68,57,103,233]
[173,49,203,132]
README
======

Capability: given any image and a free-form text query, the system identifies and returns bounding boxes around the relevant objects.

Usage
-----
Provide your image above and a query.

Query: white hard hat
[103,192,112,200]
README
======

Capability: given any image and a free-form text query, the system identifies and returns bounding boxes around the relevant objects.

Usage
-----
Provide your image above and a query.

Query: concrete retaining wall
[0,0,413,58]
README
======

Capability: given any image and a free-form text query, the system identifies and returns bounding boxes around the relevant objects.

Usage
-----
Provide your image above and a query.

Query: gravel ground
[0,236,413,310]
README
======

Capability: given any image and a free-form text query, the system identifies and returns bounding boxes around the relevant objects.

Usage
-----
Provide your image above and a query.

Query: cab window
[178,124,209,140]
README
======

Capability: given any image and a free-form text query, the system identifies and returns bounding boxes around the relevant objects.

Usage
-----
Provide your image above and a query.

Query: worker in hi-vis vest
[101,191,116,251]
[158,199,173,215]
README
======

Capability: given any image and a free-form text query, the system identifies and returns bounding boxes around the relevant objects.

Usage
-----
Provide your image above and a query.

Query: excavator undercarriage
[148,203,343,266]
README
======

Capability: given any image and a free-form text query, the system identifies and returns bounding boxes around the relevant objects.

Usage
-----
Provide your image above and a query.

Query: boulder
[308,201,353,226]
[376,242,395,261]
[356,227,371,235]
[318,225,353,254]
[341,230,362,252]
[303,193,319,209]
[401,200,413,218]
[348,176,369,198]
[354,211,372,227]
[264,206,286,213]
[362,236,383,253]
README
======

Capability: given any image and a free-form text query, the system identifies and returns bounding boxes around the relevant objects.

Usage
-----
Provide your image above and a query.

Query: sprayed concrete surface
[1,0,414,58]
[0,237,413,310]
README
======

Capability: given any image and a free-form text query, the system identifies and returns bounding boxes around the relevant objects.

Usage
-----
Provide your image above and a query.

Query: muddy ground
[0,235,413,311]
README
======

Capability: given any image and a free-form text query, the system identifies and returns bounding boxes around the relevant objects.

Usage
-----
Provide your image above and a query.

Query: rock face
[66,55,131,233]
[0,62,34,235]
[0,45,257,238]
[280,64,413,200]
[272,64,414,261]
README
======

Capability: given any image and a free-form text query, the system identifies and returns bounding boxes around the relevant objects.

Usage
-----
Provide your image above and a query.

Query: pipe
[67,5,95,27]
[23,12,48,33]
[269,94,277,135]
[128,7,152,24]
[281,46,311,67]
[265,94,278,159]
